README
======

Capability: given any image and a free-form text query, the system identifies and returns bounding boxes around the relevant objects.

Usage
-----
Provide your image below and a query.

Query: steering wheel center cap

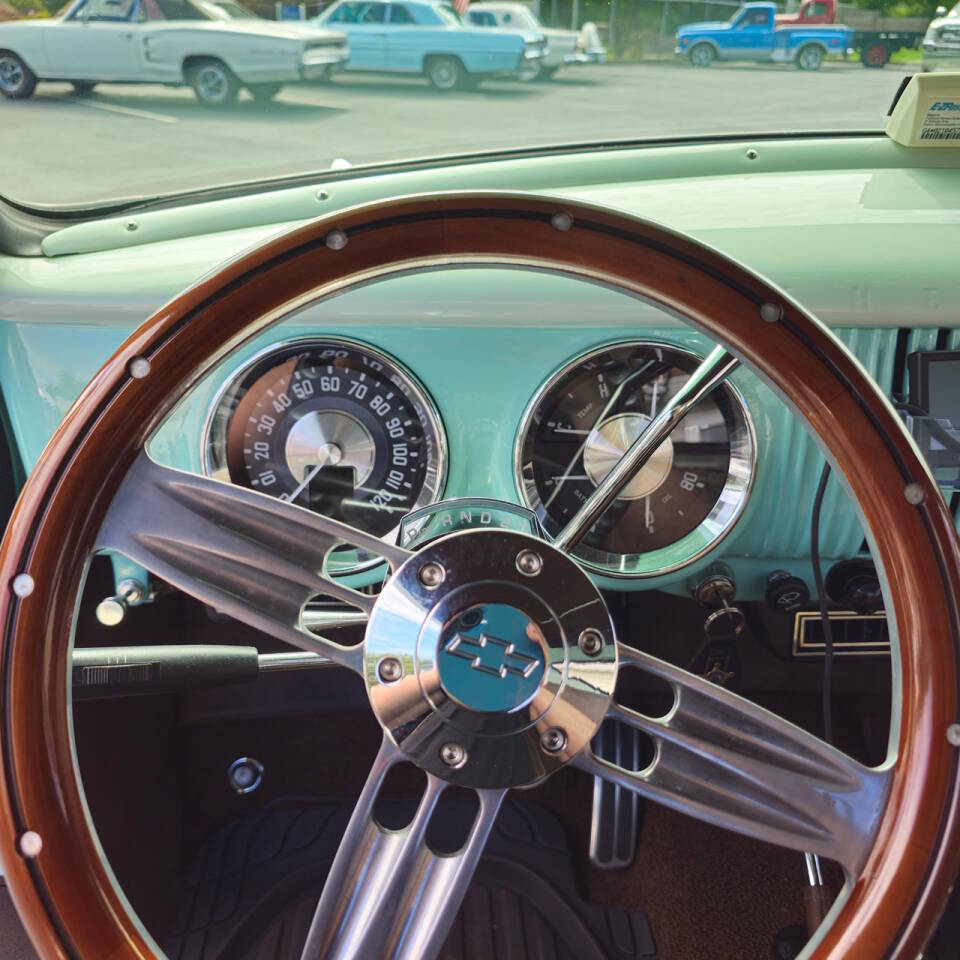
[438,603,547,713]
[363,528,618,789]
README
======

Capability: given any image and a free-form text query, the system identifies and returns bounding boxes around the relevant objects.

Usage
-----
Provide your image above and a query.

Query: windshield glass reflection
[0,0,939,206]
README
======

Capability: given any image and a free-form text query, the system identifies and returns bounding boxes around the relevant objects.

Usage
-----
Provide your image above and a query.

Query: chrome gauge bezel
[514,340,756,580]
[202,337,448,572]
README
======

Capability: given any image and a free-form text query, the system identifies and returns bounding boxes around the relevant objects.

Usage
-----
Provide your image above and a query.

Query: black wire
[810,463,834,746]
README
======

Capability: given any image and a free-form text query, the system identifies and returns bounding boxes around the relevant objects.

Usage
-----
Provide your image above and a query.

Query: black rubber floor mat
[165,798,656,960]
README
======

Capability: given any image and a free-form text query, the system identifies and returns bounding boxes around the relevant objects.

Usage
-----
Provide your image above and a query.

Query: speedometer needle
[284,462,324,504]
[284,442,343,503]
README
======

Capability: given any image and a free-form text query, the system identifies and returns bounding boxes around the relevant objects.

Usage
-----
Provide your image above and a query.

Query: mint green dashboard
[2,134,958,600]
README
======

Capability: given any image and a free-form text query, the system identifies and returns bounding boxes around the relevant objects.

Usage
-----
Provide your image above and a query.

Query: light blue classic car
[313,0,546,89]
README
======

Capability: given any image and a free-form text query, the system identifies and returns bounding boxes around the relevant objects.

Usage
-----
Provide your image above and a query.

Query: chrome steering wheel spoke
[572,641,891,876]
[96,451,412,673]
[553,345,739,553]
[300,736,505,960]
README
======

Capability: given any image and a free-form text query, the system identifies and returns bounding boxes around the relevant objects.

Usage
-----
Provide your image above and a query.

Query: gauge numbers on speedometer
[204,339,446,546]
[515,341,754,578]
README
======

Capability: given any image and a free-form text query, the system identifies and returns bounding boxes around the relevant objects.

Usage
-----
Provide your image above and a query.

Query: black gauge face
[517,342,753,576]
[205,340,445,542]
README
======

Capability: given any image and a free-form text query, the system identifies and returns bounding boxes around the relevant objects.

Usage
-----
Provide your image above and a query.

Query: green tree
[847,0,946,17]
[6,0,73,13]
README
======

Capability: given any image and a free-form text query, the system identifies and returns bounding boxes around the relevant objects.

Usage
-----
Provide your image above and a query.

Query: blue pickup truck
[676,2,853,70]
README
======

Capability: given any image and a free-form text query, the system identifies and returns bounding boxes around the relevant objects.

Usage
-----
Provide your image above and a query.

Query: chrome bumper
[564,50,606,64]
[300,49,350,79]
[922,44,960,67]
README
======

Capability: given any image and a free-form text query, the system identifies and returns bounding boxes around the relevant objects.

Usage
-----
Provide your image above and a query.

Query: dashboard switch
[765,570,810,614]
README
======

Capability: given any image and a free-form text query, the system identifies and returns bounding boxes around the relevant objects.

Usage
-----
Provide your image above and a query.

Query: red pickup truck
[776,0,930,66]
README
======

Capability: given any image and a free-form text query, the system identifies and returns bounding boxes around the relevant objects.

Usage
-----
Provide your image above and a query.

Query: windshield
[436,4,463,24]
[0,0,931,207]
[498,6,541,28]
[195,0,258,17]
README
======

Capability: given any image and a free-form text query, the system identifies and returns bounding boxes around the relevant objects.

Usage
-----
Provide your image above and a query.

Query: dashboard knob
[765,569,810,614]
[825,558,883,614]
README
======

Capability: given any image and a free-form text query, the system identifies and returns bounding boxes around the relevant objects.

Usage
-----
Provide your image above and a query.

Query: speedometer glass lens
[516,342,754,578]
[205,339,446,564]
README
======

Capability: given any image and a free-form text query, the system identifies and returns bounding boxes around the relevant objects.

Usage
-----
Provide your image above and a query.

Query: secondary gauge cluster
[204,339,446,549]
[515,341,755,578]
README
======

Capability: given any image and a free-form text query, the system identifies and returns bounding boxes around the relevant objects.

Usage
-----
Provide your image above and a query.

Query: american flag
[452,0,469,14]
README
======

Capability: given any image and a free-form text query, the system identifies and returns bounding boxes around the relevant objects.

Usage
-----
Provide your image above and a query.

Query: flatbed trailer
[776,0,930,66]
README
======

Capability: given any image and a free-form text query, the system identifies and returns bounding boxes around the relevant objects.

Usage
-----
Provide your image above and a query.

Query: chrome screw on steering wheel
[540,728,567,754]
[418,561,446,587]
[578,628,604,656]
[377,656,403,683]
[515,549,543,576]
[440,742,468,768]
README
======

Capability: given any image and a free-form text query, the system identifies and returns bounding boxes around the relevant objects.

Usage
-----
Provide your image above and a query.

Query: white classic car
[467,1,605,79]
[0,0,349,105]
[923,2,960,71]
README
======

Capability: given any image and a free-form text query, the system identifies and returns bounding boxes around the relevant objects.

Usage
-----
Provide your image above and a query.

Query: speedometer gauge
[204,339,446,548]
[515,342,754,578]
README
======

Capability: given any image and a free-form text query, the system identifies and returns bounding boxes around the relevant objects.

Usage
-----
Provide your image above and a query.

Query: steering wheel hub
[363,528,617,789]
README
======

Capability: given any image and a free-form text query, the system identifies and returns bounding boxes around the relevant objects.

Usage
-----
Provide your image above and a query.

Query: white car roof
[470,2,534,10]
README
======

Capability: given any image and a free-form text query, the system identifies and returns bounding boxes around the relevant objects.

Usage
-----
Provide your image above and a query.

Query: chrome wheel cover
[431,61,457,89]
[196,65,228,102]
[690,44,713,66]
[0,56,23,93]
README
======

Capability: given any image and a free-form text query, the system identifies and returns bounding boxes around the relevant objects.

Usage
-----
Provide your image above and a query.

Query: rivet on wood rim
[326,229,347,251]
[760,303,782,323]
[551,212,573,232]
[19,831,42,858]
[904,483,924,505]
[11,573,34,597]
[947,723,960,747]
[128,357,151,379]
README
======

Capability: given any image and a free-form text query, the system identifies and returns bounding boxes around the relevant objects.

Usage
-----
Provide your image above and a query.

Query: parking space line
[275,90,351,107]
[66,96,179,124]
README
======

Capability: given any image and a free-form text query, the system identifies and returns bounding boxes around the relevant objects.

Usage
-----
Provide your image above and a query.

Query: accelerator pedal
[589,718,643,870]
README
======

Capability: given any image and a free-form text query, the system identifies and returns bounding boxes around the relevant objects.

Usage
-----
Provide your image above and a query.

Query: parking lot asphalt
[2,60,913,206]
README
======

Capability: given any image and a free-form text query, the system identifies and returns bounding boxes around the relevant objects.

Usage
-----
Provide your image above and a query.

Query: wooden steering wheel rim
[0,193,958,960]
